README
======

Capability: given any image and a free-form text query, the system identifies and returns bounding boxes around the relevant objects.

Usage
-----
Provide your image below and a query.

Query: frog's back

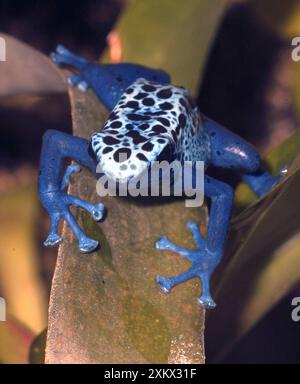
[91,79,211,165]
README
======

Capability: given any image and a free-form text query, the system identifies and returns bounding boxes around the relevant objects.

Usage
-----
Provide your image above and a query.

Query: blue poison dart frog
[39,45,284,308]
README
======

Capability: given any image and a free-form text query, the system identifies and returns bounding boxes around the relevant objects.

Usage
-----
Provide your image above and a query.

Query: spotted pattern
[91,78,210,181]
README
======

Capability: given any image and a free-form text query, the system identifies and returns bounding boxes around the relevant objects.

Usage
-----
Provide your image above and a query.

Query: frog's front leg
[39,130,105,253]
[51,45,170,110]
[156,176,233,309]
[50,45,90,91]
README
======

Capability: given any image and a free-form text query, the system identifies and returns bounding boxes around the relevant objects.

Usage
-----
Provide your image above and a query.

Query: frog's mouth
[96,139,177,193]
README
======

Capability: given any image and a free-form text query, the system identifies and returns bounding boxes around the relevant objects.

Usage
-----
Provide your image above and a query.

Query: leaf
[0,184,47,332]
[106,0,227,96]
[206,129,300,361]
[0,313,34,364]
[0,33,66,96]
[45,88,206,363]
[250,0,300,38]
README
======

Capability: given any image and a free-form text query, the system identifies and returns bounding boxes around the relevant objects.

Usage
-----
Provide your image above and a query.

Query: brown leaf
[45,88,207,364]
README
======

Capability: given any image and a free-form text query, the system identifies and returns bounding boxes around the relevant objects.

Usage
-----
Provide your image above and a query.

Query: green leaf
[105,0,227,96]
[250,0,300,38]
[0,185,48,333]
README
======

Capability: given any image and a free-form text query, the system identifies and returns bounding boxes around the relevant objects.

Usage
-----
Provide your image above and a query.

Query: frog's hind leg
[156,226,216,308]
[156,177,234,309]
[39,130,105,253]
[204,117,283,197]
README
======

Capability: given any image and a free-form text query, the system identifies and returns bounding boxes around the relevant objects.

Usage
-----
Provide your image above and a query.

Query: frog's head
[91,130,175,184]
[91,79,194,185]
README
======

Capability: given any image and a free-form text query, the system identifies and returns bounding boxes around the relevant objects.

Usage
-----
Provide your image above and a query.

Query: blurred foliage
[0,32,66,354]
[0,313,34,363]
[29,328,47,364]
[249,0,300,151]
[207,129,300,361]
[0,33,65,96]
[292,61,300,118]
[250,0,300,39]
[108,0,227,96]
[0,185,47,332]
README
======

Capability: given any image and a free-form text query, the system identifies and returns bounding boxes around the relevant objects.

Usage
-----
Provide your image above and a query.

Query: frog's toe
[155,236,173,250]
[50,45,72,64]
[156,275,174,293]
[56,44,70,55]
[50,52,61,64]
[198,296,216,309]
[68,74,81,87]
[44,232,62,247]
[78,236,99,253]
[186,221,197,231]
[50,44,88,70]
[61,163,81,190]
[91,203,105,221]
[78,80,89,92]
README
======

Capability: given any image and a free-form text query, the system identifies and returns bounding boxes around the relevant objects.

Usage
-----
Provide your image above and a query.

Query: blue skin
[51,45,170,110]
[39,45,282,308]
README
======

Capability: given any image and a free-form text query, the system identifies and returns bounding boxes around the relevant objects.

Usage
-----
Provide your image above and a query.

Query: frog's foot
[244,164,288,198]
[268,164,289,190]
[67,74,81,87]
[50,44,87,70]
[44,229,62,247]
[42,163,105,253]
[50,45,90,93]
[155,221,219,309]
[67,74,89,92]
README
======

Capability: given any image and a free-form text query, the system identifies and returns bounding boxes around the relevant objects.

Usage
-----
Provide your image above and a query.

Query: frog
[39,45,283,308]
